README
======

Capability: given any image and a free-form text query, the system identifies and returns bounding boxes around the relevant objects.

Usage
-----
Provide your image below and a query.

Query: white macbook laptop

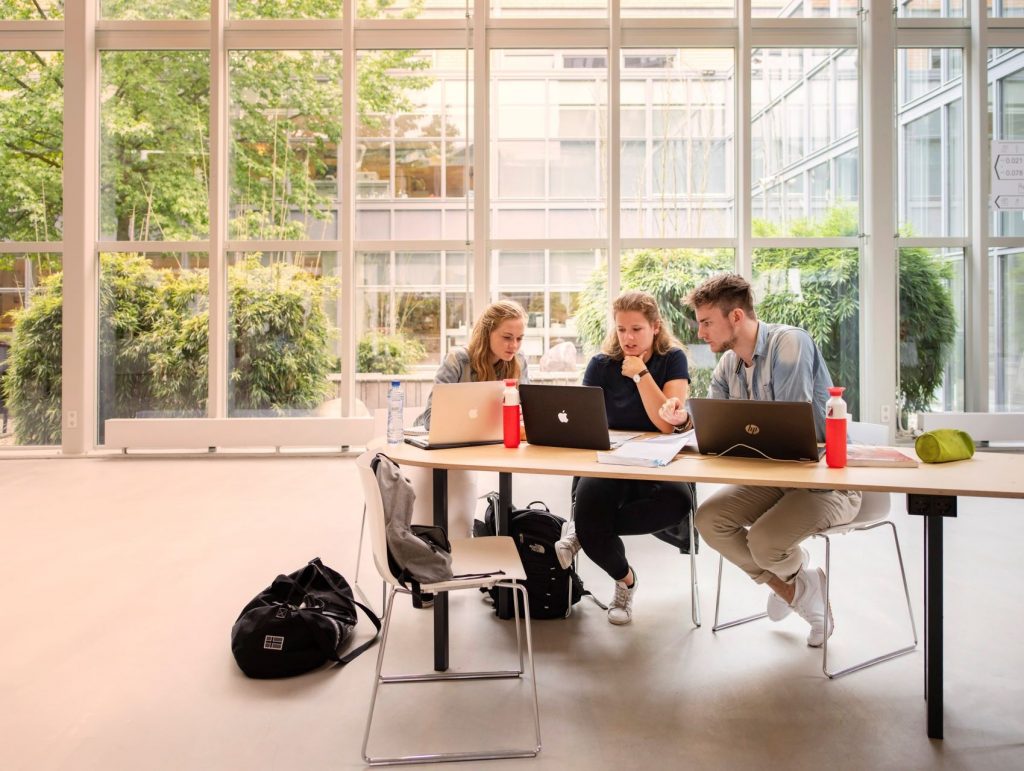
[404,381,505,450]
[688,397,825,462]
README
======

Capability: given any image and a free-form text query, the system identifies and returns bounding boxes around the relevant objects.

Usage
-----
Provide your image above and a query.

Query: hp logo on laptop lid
[745,424,760,435]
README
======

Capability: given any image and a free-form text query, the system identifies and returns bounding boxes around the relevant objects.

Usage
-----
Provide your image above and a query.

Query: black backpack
[475,493,588,619]
[231,558,381,679]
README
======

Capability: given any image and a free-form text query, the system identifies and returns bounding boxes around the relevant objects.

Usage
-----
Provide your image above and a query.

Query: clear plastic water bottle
[386,380,404,445]
[825,386,847,468]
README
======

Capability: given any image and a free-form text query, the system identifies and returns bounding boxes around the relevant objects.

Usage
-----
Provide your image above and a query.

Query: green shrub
[5,253,336,444]
[357,333,426,375]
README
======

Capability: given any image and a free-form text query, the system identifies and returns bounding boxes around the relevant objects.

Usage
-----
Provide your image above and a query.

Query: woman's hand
[659,397,690,427]
[621,355,647,380]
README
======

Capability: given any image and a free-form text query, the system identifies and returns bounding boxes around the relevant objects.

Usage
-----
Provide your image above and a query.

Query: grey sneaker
[766,547,810,622]
[555,520,582,570]
[792,567,835,647]
[607,568,638,625]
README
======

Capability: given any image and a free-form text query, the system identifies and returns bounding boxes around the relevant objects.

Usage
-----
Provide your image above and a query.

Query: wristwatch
[632,369,649,384]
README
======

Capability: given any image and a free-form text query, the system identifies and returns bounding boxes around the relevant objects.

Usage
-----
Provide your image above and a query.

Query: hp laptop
[404,381,505,450]
[520,384,620,451]
[688,398,825,462]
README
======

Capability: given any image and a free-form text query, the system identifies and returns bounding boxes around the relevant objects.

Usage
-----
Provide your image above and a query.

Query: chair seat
[421,536,527,593]
[817,491,892,536]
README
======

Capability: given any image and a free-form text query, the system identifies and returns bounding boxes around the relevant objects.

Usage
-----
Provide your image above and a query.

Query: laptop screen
[519,384,612,450]
[688,398,824,462]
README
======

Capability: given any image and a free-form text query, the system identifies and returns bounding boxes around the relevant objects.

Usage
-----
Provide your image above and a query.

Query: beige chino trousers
[696,486,862,584]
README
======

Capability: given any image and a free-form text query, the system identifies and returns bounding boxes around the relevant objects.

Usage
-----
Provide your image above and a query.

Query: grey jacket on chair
[374,454,454,585]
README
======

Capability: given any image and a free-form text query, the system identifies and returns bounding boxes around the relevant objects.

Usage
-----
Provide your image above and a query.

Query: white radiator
[104,417,376,452]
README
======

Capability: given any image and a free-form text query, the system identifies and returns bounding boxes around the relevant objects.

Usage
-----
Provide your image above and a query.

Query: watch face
[633,373,641,383]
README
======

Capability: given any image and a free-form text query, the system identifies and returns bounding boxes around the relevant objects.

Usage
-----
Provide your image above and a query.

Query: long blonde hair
[601,291,681,360]
[468,299,527,382]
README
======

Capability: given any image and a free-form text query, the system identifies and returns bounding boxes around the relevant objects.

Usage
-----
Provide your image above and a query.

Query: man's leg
[694,485,788,583]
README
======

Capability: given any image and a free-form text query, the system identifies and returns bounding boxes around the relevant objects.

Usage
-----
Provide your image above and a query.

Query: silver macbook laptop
[520,384,617,451]
[404,381,505,450]
[688,398,825,462]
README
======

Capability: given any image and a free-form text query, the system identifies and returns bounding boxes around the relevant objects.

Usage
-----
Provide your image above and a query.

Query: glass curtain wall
[1,2,1023,449]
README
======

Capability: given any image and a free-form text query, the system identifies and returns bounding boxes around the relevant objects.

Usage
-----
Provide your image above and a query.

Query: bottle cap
[504,379,517,386]
[391,380,400,387]
[828,386,845,397]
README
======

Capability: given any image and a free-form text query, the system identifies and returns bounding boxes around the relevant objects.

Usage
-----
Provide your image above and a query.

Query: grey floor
[1,454,1022,771]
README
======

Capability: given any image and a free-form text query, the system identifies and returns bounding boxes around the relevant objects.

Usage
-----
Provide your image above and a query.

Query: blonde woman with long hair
[405,301,530,603]
[555,291,693,625]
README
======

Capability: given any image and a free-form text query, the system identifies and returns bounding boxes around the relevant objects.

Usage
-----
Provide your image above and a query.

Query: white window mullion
[62,0,97,454]
[737,0,752,276]
[473,0,489,313]
[340,0,356,415]
[208,0,228,419]
[966,0,989,411]
[608,0,621,300]
[860,0,899,431]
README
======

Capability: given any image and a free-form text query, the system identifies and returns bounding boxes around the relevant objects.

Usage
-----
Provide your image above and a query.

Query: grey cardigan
[415,347,530,429]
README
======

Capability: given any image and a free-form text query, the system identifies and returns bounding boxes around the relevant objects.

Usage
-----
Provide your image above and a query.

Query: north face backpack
[476,493,587,619]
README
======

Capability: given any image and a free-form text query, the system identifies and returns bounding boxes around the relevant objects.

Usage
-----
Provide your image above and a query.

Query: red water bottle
[825,386,847,468]
[502,379,521,448]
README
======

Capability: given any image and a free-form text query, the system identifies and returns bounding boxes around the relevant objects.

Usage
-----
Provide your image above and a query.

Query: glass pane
[231,0,341,19]
[357,50,472,242]
[492,50,607,239]
[0,254,61,447]
[102,0,208,19]
[621,49,734,238]
[900,248,963,425]
[100,51,210,241]
[491,0,606,18]
[754,0,858,18]
[0,51,62,242]
[355,251,468,379]
[358,0,468,18]
[227,251,340,417]
[992,51,1024,237]
[992,248,1024,410]
[622,0,733,17]
[899,0,964,17]
[230,51,342,241]
[0,1,62,18]
[493,249,607,370]
[989,0,1024,17]
[97,252,210,444]
[752,49,858,237]
[752,247,861,418]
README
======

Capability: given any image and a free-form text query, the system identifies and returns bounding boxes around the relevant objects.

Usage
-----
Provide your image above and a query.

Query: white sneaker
[766,547,810,622]
[607,568,638,625]
[792,567,835,647]
[555,520,582,570]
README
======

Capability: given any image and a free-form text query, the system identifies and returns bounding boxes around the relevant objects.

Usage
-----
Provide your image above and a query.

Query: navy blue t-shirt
[582,348,690,432]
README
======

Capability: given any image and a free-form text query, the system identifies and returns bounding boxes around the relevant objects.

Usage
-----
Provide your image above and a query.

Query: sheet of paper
[596,431,694,467]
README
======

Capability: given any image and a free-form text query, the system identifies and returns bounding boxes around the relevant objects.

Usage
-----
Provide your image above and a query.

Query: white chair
[711,422,918,678]
[356,451,542,765]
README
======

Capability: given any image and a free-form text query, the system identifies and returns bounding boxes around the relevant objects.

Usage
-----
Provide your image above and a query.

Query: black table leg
[433,467,449,672]
[907,493,957,740]
[496,472,514,619]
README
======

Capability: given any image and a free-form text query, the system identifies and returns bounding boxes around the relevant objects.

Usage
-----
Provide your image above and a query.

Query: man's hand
[621,355,647,379]
[659,397,690,427]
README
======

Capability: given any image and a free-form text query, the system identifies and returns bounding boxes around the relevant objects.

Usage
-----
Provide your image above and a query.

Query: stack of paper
[596,431,695,468]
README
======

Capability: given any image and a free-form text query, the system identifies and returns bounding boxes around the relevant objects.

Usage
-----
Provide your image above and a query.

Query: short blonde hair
[601,291,681,360]
[468,299,527,382]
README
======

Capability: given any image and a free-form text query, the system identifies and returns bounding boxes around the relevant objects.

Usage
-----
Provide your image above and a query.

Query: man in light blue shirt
[661,273,861,648]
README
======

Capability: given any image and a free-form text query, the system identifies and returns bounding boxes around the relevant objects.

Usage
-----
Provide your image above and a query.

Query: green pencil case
[914,428,975,463]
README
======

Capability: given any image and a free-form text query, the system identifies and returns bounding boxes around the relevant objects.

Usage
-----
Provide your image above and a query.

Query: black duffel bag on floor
[231,557,381,679]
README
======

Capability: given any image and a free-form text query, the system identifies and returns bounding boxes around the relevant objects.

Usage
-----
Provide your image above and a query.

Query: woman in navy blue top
[555,291,693,625]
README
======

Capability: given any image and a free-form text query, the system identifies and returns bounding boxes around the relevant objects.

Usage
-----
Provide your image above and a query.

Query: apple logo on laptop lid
[468,408,479,419]
[557,410,569,424]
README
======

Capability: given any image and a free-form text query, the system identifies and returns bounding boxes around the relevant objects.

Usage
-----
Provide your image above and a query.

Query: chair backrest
[356,450,404,589]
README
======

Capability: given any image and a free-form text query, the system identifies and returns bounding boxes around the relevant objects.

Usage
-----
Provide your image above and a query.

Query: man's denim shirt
[708,322,833,442]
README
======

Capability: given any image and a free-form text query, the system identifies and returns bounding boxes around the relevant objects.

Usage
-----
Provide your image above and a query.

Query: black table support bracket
[906,493,957,740]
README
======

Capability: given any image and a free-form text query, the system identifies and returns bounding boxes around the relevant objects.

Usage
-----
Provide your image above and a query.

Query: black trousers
[573,476,693,582]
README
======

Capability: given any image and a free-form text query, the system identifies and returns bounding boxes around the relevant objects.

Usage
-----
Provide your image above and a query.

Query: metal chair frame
[712,516,919,679]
